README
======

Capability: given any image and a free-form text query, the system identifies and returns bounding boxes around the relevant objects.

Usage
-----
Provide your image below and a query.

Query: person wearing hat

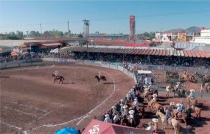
[151,94,157,103]
[111,106,117,117]
[169,102,175,111]
[130,88,136,100]
[175,82,181,91]
[54,70,59,78]
[113,112,119,124]
[98,72,101,79]
[164,107,171,125]
[180,100,185,111]
[145,122,154,130]
[104,114,112,123]
[132,98,139,109]
[152,118,158,132]
[128,110,135,120]
[189,89,195,98]
[126,93,131,101]
[122,105,128,117]
[175,103,182,119]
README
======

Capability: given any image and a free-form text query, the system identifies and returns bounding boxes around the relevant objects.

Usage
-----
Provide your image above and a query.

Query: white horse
[156,110,166,129]
[168,117,180,134]
[165,85,172,97]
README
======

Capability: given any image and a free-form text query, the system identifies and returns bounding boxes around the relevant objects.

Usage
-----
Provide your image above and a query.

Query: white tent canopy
[50,48,60,53]
[137,70,152,74]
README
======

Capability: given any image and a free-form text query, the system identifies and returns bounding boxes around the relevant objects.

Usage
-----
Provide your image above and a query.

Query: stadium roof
[67,46,210,58]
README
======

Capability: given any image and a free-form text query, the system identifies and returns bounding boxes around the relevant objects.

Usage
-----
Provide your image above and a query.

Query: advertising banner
[178,33,186,41]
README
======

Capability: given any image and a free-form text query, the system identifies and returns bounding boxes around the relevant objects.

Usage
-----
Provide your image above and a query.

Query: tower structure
[129,15,136,43]
[83,19,90,38]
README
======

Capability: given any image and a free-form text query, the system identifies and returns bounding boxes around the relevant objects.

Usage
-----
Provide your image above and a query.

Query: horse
[126,114,141,127]
[172,86,186,98]
[188,105,201,120]
[168,117,180,134]
[52,74,65,84]
[186,97,197,107]
[202,82,210,93]
[148,102,163,112]
[171,109,188,126]
[95,75,107,83]
[181,71,197,83]
[156,110,166,129]
[136,104,145,118]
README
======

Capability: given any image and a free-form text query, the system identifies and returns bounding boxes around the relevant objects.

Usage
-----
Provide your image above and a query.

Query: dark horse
[52,74,65,84]
[95,75,107,83]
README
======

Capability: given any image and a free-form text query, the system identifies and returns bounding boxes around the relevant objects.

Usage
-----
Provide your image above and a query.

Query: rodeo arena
[1,16,210,134]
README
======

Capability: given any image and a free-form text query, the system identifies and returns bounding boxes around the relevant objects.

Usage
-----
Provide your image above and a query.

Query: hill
[166,26,201,33]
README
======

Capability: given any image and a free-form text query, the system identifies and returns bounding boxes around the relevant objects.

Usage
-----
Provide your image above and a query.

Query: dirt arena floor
[0,64,134,134]
[138,93,210,134]
[1,65,210,134]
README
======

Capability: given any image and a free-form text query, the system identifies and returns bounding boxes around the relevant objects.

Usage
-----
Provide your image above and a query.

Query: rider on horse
[189,89,195,98]
[54,71,59,78]
[98,72,101,79]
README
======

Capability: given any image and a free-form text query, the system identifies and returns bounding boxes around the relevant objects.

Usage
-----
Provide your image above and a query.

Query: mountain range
[166,26,202,33]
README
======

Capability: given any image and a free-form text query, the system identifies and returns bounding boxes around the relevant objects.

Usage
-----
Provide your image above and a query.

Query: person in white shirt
[54,71,59,78]
[113,113,119,123]
[98,72,101,79]
[176,82,181,89]
[130,88,136,99]
[146,122,154,131]
[176,104,182,119]
[189,89,195,98]
[126,93,131,101]
[132,98,139,108]
[104,114,111,123]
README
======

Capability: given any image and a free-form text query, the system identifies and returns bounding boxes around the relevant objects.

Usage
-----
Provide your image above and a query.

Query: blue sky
[0,1,210,34]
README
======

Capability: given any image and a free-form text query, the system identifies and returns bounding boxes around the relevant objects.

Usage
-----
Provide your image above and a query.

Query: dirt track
[0,65,134,134]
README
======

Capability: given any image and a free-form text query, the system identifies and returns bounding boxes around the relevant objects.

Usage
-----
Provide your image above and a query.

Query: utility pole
[67,21,70,37]
[40,24,42,37]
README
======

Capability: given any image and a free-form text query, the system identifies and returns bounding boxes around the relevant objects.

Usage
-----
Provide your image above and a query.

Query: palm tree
[83,19,90,38]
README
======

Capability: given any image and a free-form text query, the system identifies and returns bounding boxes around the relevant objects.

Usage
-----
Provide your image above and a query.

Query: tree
[149,32,155,40]
[78,34,83,38]
[16,30,24,39]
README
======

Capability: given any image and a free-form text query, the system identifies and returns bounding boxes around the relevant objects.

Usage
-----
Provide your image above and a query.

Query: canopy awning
[82,119,152,134]
[138,70,152,74]
[42,43,62,47]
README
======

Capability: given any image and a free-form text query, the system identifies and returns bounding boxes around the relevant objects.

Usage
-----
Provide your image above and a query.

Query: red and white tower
[129,15,136,43]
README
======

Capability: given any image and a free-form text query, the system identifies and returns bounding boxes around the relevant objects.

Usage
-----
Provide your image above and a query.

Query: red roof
[69,47,210,58]
[125,43,149,47]
[42,43,62,46]
[82,119,152,134]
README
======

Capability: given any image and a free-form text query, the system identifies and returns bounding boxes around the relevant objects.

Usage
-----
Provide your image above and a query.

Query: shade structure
[30,51,35,54]
[54,127,79,134]
[82,119,152,134]
[60,46,70,50]
[11,51,19,56]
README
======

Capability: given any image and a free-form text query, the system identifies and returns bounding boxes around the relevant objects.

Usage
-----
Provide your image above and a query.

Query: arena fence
[1,58,209,98]
[0,58,137,84]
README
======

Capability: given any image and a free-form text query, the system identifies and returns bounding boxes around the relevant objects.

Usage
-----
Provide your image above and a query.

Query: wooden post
[200,84,203,98]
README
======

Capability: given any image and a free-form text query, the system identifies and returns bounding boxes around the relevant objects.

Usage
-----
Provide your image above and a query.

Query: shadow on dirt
[0,76,10,78]
[103,82,116,84]
[62,82,75,84]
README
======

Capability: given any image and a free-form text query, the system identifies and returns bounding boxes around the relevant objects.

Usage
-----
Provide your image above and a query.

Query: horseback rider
[98,72,101,79]
[175,103,182,119]
[176,82,181,90]
[189,89,195,98]
[164,107,171,125]
[54,71,59,78]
